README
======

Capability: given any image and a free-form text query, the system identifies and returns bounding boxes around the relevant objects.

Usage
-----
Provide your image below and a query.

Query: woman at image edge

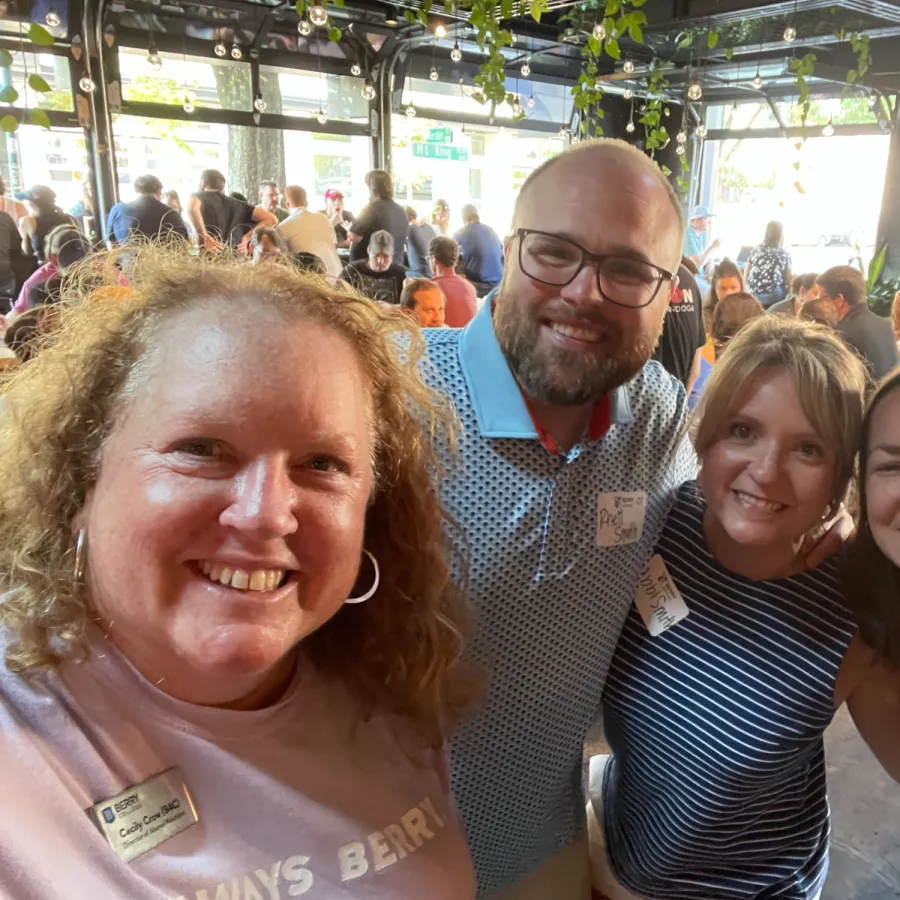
[588,316,900,900]
[0,250,476,898]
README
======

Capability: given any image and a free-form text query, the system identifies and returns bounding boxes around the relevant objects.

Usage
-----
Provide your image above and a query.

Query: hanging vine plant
[0,22,57,134]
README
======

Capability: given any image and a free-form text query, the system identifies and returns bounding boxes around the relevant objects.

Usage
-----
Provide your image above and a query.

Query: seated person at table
[401,278,445,329]
[454,204,503,295]
[428,236,477,328]
[339,230,407,304]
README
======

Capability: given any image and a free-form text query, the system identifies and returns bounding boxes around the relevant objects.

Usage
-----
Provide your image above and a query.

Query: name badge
[87,767,199,863]
[634,554,690,636]
[596,491,647,547]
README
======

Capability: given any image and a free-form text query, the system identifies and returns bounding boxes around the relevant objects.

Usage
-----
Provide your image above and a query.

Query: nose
[559,260,605,306]
[746,440,782,485]
[219,456,299,540]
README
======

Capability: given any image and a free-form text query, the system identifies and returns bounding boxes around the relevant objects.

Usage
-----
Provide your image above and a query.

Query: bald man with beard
[420,139,696,899]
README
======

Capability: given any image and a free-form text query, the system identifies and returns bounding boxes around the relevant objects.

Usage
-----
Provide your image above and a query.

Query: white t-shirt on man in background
[277,207,342,278]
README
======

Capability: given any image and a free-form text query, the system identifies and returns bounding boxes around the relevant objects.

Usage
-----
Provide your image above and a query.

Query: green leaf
[0,84,17,103]
[332,0,344,7]
[403,10,416,23]
[417,9,428,25]
[847,69,857,83]
[0,114,16,132]
[530,0,548,22]
[28,73,51,92]
[605,37,620,59]
[678,34,692,49]
[587,35,601,56]
[629,24,643,43]
[501,0,513,18]
[724,47,733,60]
[295,0,307,15]
[707,30,719,48]
[0,49,12,67]
[28,23,56,46]
[29,107,50,129]
[605,0,619,14]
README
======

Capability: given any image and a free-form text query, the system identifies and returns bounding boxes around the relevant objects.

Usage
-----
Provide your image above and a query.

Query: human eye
[173,438,223,459]
[602,257,656,285]
[528,236,578,265]
[728,421,755,441]
[304,454,351,475]
[797,441,824,460]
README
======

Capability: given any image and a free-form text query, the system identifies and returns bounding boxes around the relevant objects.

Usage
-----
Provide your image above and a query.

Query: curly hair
[0,244,473,748]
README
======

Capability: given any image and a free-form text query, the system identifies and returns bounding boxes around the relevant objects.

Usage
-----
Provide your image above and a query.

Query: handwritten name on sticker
[633,554,690,636]
[596,491,647,547]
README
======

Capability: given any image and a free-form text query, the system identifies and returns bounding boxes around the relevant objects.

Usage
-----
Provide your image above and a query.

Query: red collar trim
[523,393,612,455]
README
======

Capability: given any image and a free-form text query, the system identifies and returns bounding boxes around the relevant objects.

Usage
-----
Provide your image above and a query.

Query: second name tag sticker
[596,491,647,547]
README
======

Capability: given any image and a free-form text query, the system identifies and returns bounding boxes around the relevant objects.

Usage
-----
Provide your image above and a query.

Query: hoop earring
[345,550,379,604]
[74,528,87,582]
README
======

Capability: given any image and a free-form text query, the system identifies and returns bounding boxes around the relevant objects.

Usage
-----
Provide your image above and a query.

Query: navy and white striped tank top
[601,481,857,900]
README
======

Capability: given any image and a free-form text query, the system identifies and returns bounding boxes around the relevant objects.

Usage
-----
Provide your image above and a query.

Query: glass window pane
[0,51,72,112]
[119,48,251,111]
[260,66,369,123]
[1,125,88,210]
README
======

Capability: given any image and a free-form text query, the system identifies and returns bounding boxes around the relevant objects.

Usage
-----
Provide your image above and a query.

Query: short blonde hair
[0,244,472,747]
[694,316,867,515]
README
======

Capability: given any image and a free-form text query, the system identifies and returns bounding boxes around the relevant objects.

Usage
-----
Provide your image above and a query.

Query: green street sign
[412,141,468,162]
[427,126,453,143]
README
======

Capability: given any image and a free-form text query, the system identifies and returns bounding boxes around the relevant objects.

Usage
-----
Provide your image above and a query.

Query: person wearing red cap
[320,189,354,249]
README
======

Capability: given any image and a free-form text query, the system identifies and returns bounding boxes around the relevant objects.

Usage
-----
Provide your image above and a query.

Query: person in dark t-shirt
[188,169,276,251]
[106,174,189,246]
[405,206,435,278]
[339,230,407,304]
[347,170,408,267]
[652,261,706,392]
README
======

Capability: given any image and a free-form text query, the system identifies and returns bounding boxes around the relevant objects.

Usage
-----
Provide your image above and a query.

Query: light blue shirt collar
[457,290,632,439]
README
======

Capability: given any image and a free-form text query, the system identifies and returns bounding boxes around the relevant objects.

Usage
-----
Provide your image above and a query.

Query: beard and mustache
[493,284,665,406]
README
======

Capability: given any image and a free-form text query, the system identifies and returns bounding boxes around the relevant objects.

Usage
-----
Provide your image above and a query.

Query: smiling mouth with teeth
[549,322,606,343]
[733,490,786,513]
[198,561,288,592]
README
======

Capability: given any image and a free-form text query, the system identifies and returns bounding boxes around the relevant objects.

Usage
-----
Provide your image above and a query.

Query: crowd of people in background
[0,139,897,900]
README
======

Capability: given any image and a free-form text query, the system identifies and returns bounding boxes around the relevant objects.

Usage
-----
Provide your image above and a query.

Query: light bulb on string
[435,23,447,38]
[687,80,703,101]
[254,93,267,112]
[676,144,686,156]
[214,41,227,57]
[317,108,328,124]
[676,130,687,143]
[451,42,462,62]
[868,93,878,108]
[521,61,531,77]
[45,9,60,26]
[429,66,439,81]
[558,126,568,139]
[231,43,243,59]
[783,25,796,42]
[298,19,313,36]
[406,103,417,117]
[361,81,376,100]
[696,123,708,138]
[623,59,634,74]
[623,88,633,100]
[527,93,535,108]
[592,22,606,40]
[147,44,162,71]
[822,117,835,137]
[512,96,522,116]
[350,62,361,76]
[79,75,95,92]
[183,96,195,113]
[625,120,635,133]
[309,5,328,26]
[752,72,762,89]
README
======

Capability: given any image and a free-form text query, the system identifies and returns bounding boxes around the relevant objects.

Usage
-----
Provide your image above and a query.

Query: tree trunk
[213,67,286,198]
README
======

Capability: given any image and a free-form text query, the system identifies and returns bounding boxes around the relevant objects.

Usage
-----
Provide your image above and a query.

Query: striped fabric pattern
[601,481,857,900]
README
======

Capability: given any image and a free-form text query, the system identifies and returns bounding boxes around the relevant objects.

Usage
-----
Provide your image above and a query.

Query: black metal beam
[119,100,371,135]
[705,122,889,140]
[397,104,562,133]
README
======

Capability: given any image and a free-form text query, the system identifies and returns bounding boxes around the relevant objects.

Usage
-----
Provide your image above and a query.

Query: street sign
[412,141,468,162]
[427,126,453,143]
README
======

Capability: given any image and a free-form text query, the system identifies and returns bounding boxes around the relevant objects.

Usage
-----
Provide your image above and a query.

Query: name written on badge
[87,767,199,863]
[633,554,690,636]
[596,491,647,547]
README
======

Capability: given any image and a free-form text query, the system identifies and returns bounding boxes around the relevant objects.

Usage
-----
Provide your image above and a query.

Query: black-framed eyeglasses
[512,228,676,309]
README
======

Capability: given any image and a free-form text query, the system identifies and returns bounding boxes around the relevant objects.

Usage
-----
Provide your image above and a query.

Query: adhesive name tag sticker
[596,491,647,547]
[633,554,690,637]
[87,767,199,863]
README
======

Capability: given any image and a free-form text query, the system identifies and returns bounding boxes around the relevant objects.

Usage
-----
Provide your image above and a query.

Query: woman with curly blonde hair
[0,246,476,898]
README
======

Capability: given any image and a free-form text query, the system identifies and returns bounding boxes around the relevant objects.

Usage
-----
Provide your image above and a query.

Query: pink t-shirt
[0,627,475,899]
